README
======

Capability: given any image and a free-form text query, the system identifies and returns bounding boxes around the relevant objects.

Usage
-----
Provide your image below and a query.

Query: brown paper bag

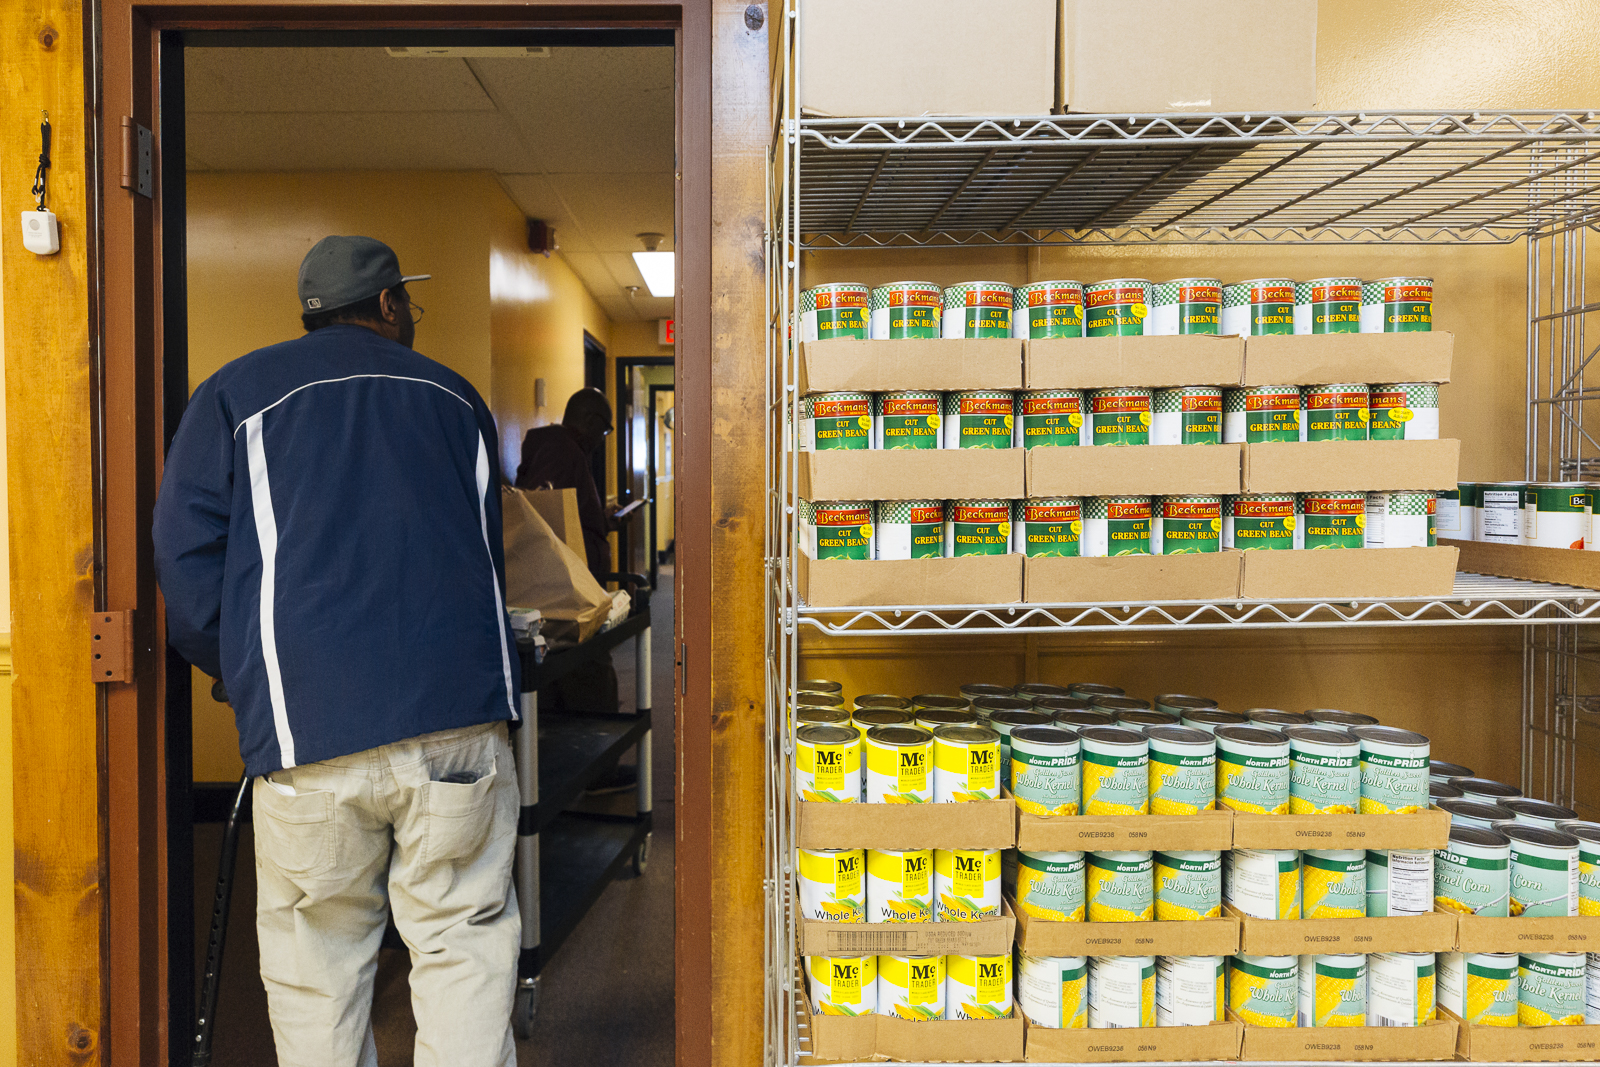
[502,486,610,647]
[520,487,585,561]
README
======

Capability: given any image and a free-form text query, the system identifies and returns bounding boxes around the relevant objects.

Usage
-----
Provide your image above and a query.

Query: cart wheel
[513,980,539,1040]
[631,834,651,877]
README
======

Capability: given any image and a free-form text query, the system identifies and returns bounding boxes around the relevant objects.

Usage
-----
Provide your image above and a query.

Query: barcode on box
[828,930,910,953]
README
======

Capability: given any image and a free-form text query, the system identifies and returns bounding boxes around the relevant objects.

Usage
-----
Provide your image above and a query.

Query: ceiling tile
[497,173,590,252]
[187,48,497,113]
[187,111,528,171]
[546,172,675,253]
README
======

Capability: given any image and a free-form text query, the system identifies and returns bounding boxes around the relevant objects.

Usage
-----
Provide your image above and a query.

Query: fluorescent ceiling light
[632,252,675,298]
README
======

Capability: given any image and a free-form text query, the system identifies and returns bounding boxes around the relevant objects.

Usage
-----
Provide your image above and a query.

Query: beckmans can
[935,848,1002,921]
[942,391,1015,449]
[1151,386,1223,445]
[866,848,933,923]
[1147,725,1217,814]
[1519,952,1586,1026]
[1362,277,1433,334]
[800,499,874,561]
[1017,850,1087,922]
[876,501,946,561]
[1089,387,1152,446]
[1287,726,1361,814]
[1301,492,1366,550]
[870,281,941,340]
[1018,390,1088,448]
[1368,850,1435,917]
[800,392,873,451]
[1084,279,1151,337]
[808,955,878,1016]
[1011,725,1082,816]
[1523,482,1591,550]
[947,499,1013,557]
[1369,383,1440,441]
[1363,491,1434,549]
[1148,278,1222,335]
[1013,498,1082,558]
[1225,848,1301,920]
[1434,825,1511,918]
[1157,956,1226,1026]
[1355,726,1431,814]
[1224,386,1300,443]
[1222,278,1295,337]
[874,391,942,450]
[1155,850,1223,920]
[1303,850,1368,918]
[1303,384,1370,442]
[795,723,862,803]
[1080,727,1150,815]
[1087,850,1155,922]
[1230,955,1298,1027]
[1216,726,1292,815]
[1300,954,1368,1027]
[1478,483,1525,544]
[800,283,870,342]
[864,725,934,804]
[1226,494,1297,552]
[1089,956,1156,1028]
[943,281,1014,339]
[1154,495,1223,555]
[932,724,1001,803]
[1083,496,1153,557]
[877,954,946,1021]
[1439,951,1518,1027]
[1295,277,1363,336]
[946,953,1013,1020]
[799,848,866,921]
[1014,281,1085,340]
[1018,953,1088,1029]
[1506,825,1580,918]
[1367,952,1435,1026]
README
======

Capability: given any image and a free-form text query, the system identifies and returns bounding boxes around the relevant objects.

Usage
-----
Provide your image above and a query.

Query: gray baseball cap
[297,235,430,314]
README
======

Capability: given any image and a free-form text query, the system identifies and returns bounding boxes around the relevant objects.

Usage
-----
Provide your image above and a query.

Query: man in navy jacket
[155,236,522,1067]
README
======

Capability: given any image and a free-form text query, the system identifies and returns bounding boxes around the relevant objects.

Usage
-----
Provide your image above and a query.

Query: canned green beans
[1523,483,1591,550]
[870,281,941,339]
[800,392,872,451]
[1444,483,1477,540]
[1148,278,1222,335]
[1017,389,1087,448]
[1014,281,1085,340]
[1080,727,1150,815]
[1082,496,1153,557]
[1369,383,1440,441]
[1434,825,1511,917]
[874,391,943,450]
[799,283,869,342]
[943,282,1013,339]
[1154,850,1223,920]
[1506,825,1580,918]
[1013,497,1082,557]
[1222,279,1295,337]
[801,499,874,561]
[1146,725,1217,814]
[1227,493,1297,551]
[1155,495,1223,554]
[1302,384,1370,442]
[1151,386,1223,445]
[1365,490,1434,548]
[1362,277,1433,334]
[946,499,1012,557]
[1355,726,1431,814]
[1287,726,1362,814]
[1216,726,1292,815]
[1010,725,1082,816]
[1088,387,1152,446]
[1295,278,1363,336]
[875,500,945,560]
[1084,279,1151,337]
[1224,386,1300,443]
[1015,850,1087,921]
[942,391,1014,449]
[1478,483,1525,544]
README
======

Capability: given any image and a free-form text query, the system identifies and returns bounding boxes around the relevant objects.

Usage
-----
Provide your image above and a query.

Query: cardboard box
[1444,1007,1600,1062]
[1239,547,1460,601]
[1025,442,1241,497]
[802,913,1014,957]
[1024,1017,1241,1063]
[1228,905,1457,956]
[801,986,1026,1063]
[799,338,1023,395]
[799,0,1053,118]
[1242,332,1454,386]
[797,797,1015,850]
[800,448,1025,503]
[1013,900,1239,957]
[798,550,1023,608]
[1025,551,1243,604]
[517,487,584,560]
[1231,809,1450,851]
[1446,538,1600,592]
[1015,808,1234,852]
[1024,335,1244,390]
[1238,1017,1458,1062]
[1239,440,1461,493]
[1060,0,1315,114]
[1454,913,1600,953]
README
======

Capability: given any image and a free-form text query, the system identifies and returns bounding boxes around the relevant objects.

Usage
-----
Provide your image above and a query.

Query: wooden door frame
[613,354,674,580]
[73,2,740,1065]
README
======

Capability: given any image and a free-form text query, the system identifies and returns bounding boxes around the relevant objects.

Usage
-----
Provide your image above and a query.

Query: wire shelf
[795,111,1600,246]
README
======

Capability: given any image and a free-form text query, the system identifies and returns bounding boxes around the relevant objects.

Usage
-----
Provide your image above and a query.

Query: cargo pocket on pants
[422,766,499,864]
[254,780,338,877]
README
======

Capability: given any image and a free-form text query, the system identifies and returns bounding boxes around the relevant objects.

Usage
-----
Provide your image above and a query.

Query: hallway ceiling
[186,46,676,322]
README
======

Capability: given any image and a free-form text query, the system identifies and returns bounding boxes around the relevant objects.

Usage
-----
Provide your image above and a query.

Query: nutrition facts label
[1386,850,1434,917]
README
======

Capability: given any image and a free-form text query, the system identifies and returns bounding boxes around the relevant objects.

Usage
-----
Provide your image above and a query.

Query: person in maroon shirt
[514,387,613,580]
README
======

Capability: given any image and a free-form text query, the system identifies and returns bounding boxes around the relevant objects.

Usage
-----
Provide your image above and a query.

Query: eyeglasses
[403,299,425,326]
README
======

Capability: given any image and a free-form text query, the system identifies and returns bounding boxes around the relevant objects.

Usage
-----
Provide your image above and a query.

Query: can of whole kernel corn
[866,847,933,923]
[863,725,934,804]
[1013,498,1083,558]
[1018,953,1088,1028]
[1222,278,1295,337]
[1354,726,1431,814]
[1014,280,1085,340]
[1302,384,1370,442]
[870,281,942,340]
[932,725,1001,803]
[1080,727,1150,815]
[798,848,866,922]
[1286,727,1361,814]
[1434,825,1511,918]
[1225,849,1301,920]
[947,498,1013,557]
[943,281,1014,339]
[1438,951,1517,1027]
[1368,849,1435,917]
[1016,850,1087,921]
[873,390,942,450]
[1296,277,1363,335]
[1216,726,1292,815]
[1505,798,1578,831]
[1439,799,1516,831]
[935,848,1002,921]
[1505,825,1580,918]
[1146,725,1217,814]
[800,499,874,560]
[1151,386,1223,445]
[1519,952,1586,1026]
[1017,390,1088,448]
[1230,954,1299,1027]
[1154,850,1223,920]
[1302,850,1368,919]
[808,955,878,1016]
[1089,956,1157,1028]
[1361,277,1433,334]
[799,283,870,342]
[1366,952,1436,1027]
[877,954,946,1021]
[946,954,1013,1020]
[1010,725,1082,816]
[987,708,1051,784]
[1084,279,1152,337]
[1086,850,1155,922]
[1157,955,1226,1026]
[794,723,861,802]
[1454,777,1524,805]
[1154,495,1223,555]
[1560,823,1600,916]
[875,500,946,561]
[1147,278,1223,335]
[942,391,1015,450]
[1299,954,1368,1027]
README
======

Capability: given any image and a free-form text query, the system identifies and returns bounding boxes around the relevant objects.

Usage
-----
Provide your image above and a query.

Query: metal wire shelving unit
[764,9,1600,1067]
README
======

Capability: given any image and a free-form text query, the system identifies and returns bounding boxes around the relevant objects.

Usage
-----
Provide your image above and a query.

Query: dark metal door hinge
[120,117,152,199]
[91,610,135,683]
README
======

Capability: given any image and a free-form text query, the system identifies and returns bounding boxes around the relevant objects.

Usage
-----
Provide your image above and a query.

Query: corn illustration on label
[1017,954,1087,1029]
[1154,852,1222,920]
[947,954,1013,1019]
[1230,957,1298,1027]
[1434,845,1510,917]
[866,736,928,801]
[1360,747,1430,814]
[1148,741,1216,814]
[866,849,931,923]
[1519,954,1585,1026]
[1011,744,1081,816]
[1580,847,1600,915]
[1441,953,1518,1027]
[796,735,861,801]
[1217,739,1291,814]
[1059,967,1089,1028]
[809,955,877,1016]
[933,734,999,800]
[1302,852,1367,919]
[1082,746,1150,815]
[1289,744,1360,813]
[798,849,865,921]
[1300,957,1367,1027]
[879,954,946,1021]
[1087,852,1154,922]
[1016,851,1086,921]
[935,848,1001,921]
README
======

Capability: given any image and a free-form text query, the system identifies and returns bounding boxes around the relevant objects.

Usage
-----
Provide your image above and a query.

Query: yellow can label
[813,955,875,1015]
[1062,971,1089,1028]
[1302,854,1366,919]
[1312,964,1367,1026]
[1230,959,1297,1027]
[1086,854,1154,922]
[868,849,931,921]
[867,736,928,801]
[1016,853,1086,921]
[879,955,945,1021]
[799,850,864,920]
[934,735,999,799]
[949,954,1012,1018]
[1581,856,1600,916]
[797,737,860,802]
[936,848,1001,920]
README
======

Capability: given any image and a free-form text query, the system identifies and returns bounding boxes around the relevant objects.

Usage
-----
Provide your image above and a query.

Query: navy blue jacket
[154,324,521,776]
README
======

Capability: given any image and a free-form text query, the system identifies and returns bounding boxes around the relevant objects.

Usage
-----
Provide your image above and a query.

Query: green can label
[1434,846,1510,918]
[1086,496,1152,557]
[1244,389,1300,442]
[1016,282,1084,339]
[1511,845,1577,918]
[1012,745,1083,818]
[1369,383,1439,440]
[1017,499,1081,558]
[945,282,1013,339]
[1086,851,1154,922]
[1150,280,1221,335]
[879,501,945,560]
[1149,741,1217,815]
[949,500,1011,557]
[1160,496,1222,554]
[1302,279,1362,335]
[1302,493,1366,550]
[1084,281,1149,337]
[1153,387,1222,444]
[877,392,941,450]
[1231,495,1296,551]
[1090,388,1152,446]
[1217,739,1292,815]
[804,393,872,450]
[1360,749,1430,815]
[872,283,941,339]
[944,392,1014,449]
[1225,280,1295,336]
[1154,852,1222,920]
[1290,745,1361,813]
[1363,278,1433,333]
[802,500,873,561]
[1019,390,1084,448]
[801,284,869,340]
[1304,385,1370,441]
[1519,955,1585,1026]
[1015,851,1086,920]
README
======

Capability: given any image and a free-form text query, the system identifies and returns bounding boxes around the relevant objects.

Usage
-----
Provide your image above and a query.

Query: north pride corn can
[1154,495,1223,555]
[1087,850,1155,922]
[1147,278,1222,335]
[1084,279,1151,337]
[1434,825,1511,918]
[1301,492,1366,550]
[808,955,878,1016]
[1519,952,1586,1026]
[935,848,1002,921]
[1286,726,1361,813]
[1010,725,1082,816]
[1368,849,1435,917]
[1439,951,1518,1027]
[870,281,941,339]
[1015,850,1087,920]
[1506,825,1580,918]
[943,281,1014,339]
[1013,498,1082,558]
[1018,389,1088,447]
[1362,277,1433,333]
[1157,956,1226,1026]
[874,391,942,450]
[1565,823,1600,915]
[1151,386,1223,445]
[947,499,1013,557]
[1146,725,1216,814]
[798,848,866,921]
[875,501,945,561]
[1294,955,1366,1028]
[1367,952,1436,1027]
[863,725,933,804]
[877,954,946,1021]
[1216,726,1292,815]
[1154,850,1223,920]
[932,724,1001,803]
[866,848,932,923]
[1018,953,1088,1028]
[946,954,1014,1020]
[1224,385,1301,443]
[1080,727,1150,815]
[1295,277,1363,335]
[1354,726,1430,814]
[794,723,861,802]
[1302,850,1368,918]
[1226,849,1301,920]
[1369,383,1440,440]
[1222,278,1295,337]
[800,499,874,561]
[1090,956,1157,1028]
[1014,281,1085,339]
[799,283,870,342]
[1088,387,1152,445]
[1230,955,1298,1027]
[1302,384,1370,442]
[942,391,1015,449]
[1082,496,1153,557]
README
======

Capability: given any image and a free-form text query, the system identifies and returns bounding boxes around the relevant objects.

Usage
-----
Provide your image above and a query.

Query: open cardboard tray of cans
[1022,1016,1243,1064]
[1015,807,1235,852]
[1441,1006,1600,1062]
[801,983,1025,1064]
[1441,538,1600,594]
[1012,895,1240,958]
[799,338,1024,395]
[801,910,1016,958]
[1236,546,1461,601]
[1452,912,1600,953]
[797,795,1016,851]
[1022,550,1247,604]
[1232,1011,1459,1062]
[798,549,1024,608]
[1224,904,1458,956]
[1231,810,1451,851]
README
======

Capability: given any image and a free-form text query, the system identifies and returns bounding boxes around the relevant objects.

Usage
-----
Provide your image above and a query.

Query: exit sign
[658,319,675,346]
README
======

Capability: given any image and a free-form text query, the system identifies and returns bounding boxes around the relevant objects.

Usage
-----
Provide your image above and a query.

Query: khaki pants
[253,721,520,1067]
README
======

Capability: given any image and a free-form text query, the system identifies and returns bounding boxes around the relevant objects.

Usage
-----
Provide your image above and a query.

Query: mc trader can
[1222,278,1295,337]
[943,281,1014,339]
[947,499,1013,557]
[795,723,862,802]
[942,391,1015,449]
[1362,277,1433,333]
[1295,277,1363,335]
[808,955,878,1016]
[1084,278,1151,337]
[1017,953,1088,1028]
[1013,498,1082,558]
[863,725,934,805]
[799,283,870,342]
[932,724,1001,803]
[1018,389,1088,447]
[800,392,872,451]
[1302,384,1370,442]
[1147,278,1222,335]
[1301,492,1366,550]
[934,847,1002,921]
[798,848,866,922]
[1014,280,1085,339]
[1299,954,1368,1027]
[800,499,874,561]
[1015,850,1087,920]
[873,390,942,450]
[866,848,933,923]
[946,953,1013,1020]
[1229,955,1298,1027]
[1439,951,1517,1027]
[875,500,945,560]
[1154,495,1223,555]
[1082,496,1152,557]
[1369,383,1440,440]
[1088,387,1152,445]
[869,281,941,339]
[1151,386,1223,445]
[1224,386,1300,443]
[877,954,946,1021]
[1226,494,1297,551]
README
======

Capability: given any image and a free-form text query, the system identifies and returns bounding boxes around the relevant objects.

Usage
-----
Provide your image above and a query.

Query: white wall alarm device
[22,210,59,255]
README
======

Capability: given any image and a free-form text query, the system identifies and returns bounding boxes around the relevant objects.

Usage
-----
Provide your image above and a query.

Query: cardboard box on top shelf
[798,0,1054,118]
[1024,335,1244,390]
[1023,1017,1242,1063]
[1015,806,1234,852]
[1025,442,1241,497]
[800,449,1024,503]
[801,909,1015,958]
[1231,809,1450,851]
[1024,550,1243,604]
[798,550,1023,608]
[797,796,1015,851]
[1444,539,1600,591]
[1443,1006,1600,1062]
[800,338,1024,396]
[1225,904,1457,956]
[1242,332,1454,386]
[1240,439,1461,493]
[1059,0,1315,114]
[1453,912,1600,953]
[1236,1014,1458,1062]
[1239,546,1459,600]
[801,984,1027,1065]
[1012,896,1239,957]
